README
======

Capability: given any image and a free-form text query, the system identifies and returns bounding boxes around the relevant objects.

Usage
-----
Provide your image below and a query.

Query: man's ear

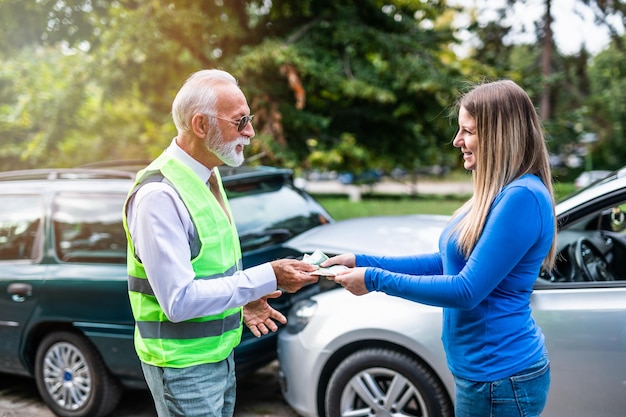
[191,113,207,137]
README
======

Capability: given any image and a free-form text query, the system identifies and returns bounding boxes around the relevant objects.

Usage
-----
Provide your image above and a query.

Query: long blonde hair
[451,80,557,270]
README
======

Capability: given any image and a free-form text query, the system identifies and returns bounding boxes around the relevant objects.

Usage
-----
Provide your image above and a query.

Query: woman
[322,80,557,417]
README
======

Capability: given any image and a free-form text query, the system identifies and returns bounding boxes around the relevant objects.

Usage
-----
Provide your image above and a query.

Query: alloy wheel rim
[339,367,428,417]
[43,342,91,410]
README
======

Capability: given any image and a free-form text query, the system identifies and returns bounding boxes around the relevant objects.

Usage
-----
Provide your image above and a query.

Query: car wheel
[325,348,453,417]
[34,331,122,417]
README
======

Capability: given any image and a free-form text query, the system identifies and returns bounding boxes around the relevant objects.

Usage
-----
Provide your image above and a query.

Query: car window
[543,193,626,284]
[0,195,42,261]
[53,192,127,264]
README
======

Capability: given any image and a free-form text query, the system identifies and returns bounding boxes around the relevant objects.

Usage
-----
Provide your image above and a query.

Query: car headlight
[286,299,317,334]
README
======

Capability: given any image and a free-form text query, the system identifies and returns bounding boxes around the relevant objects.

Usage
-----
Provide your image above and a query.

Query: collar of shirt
[166,137,213,183]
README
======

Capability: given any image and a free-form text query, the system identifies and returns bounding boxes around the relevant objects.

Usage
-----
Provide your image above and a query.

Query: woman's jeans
[454,350,550,417]
[141,351,236,417]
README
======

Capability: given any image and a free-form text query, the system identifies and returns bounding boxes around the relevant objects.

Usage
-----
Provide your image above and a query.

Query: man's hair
[171,69,238,134]
[452,80,557,269]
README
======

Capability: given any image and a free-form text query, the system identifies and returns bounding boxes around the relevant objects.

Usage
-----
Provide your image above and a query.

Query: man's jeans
[141,352,236,417]
[454,350,550,417]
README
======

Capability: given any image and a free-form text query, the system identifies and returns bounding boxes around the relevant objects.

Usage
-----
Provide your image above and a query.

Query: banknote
[302,249,329,265]
[303,249,348,276]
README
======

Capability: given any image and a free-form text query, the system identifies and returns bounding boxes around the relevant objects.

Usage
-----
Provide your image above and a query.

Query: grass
[315,181,577,221]
[317,196,465,220]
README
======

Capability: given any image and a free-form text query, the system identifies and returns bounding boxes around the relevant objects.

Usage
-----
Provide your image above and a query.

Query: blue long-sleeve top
[356,174,554,381]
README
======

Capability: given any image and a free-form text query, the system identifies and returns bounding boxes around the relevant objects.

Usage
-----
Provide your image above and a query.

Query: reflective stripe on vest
[127,264,239,296]
[136,310,241,339]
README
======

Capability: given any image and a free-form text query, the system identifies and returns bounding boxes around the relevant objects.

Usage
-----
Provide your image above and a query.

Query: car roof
[557,166,626,216]
[0,168,135,195]
[0,168,135,182]
[0,162,295,190]
[77,160,295,181]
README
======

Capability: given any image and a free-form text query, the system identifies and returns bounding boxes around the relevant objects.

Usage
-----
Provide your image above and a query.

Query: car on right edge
[278,167,626,417]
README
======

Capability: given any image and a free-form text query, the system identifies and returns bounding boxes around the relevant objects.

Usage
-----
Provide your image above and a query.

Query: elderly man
[123,69,317,417]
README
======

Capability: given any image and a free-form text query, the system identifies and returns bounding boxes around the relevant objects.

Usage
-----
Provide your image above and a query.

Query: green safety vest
[122,153,243,368]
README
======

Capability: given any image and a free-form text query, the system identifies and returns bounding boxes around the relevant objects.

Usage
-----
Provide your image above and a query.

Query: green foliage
[0,0,111,57]
[0,46,91,168]
[0,0,625,177]
[462,0,626,173]
[0,0,471,173]
[586,39,626,169]
[234,0,467,174]
[307,133,372,173]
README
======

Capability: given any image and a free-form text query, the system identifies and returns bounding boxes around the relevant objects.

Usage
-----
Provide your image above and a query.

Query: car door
[43,191,140,378]
[0,194,47,373]
[532,187,626,417]
[532,284,626,417]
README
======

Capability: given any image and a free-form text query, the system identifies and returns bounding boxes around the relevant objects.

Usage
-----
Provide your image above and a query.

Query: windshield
[225,180,331,252]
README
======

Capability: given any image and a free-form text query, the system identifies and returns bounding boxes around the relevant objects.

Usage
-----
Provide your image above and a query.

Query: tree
[0,0,473,175]
[586,38,626,169]
[233,0,469,174]
[580,0,626,51]
[460,0,625,177]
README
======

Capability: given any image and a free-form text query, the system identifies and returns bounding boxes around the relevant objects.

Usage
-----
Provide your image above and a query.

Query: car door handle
[7,283,32,302]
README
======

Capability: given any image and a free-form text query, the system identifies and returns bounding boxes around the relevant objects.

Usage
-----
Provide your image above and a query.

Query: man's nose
[242,119,255,138]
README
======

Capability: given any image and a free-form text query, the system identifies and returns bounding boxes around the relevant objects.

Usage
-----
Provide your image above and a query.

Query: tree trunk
[540,0,553,121]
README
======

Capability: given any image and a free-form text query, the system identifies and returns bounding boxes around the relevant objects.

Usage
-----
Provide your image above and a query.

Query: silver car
[279,169,626,417]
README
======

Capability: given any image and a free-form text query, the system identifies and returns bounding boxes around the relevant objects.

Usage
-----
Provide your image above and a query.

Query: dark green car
[0,165,332,417]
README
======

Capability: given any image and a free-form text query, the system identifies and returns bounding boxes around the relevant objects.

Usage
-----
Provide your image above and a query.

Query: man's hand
[243,291,286,338]
[271,259,318,293]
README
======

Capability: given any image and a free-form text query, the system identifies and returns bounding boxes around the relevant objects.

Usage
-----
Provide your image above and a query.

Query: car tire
[34,331,122,417]
[325,347,453,417]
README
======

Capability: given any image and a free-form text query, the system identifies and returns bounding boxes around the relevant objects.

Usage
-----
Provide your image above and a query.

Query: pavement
[1,361,295,417]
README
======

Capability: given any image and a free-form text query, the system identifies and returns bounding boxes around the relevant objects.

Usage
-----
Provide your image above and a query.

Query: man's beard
[207,130,249,167]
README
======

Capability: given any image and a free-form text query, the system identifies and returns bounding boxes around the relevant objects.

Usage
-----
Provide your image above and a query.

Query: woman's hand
[333,267,369,296]
[320,253,356,268]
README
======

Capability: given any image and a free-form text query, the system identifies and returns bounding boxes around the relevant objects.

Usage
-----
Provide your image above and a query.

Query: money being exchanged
[302,249,349,277]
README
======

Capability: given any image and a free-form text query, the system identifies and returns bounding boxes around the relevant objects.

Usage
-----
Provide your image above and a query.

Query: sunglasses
[205,114,254,132]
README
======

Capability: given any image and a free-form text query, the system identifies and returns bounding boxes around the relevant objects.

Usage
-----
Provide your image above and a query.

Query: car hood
[284,214,449,256]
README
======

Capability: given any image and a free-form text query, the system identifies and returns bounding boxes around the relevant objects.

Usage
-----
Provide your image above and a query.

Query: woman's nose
[452,132,462,147]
